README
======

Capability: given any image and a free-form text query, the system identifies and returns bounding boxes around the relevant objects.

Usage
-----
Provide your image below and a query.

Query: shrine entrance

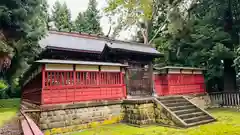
[126,67,153,97]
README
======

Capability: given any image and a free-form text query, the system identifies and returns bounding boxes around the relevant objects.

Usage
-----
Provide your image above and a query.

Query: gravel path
[0,115,22,135]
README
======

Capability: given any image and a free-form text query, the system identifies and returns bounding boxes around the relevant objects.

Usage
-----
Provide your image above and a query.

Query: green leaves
[0,0,47,97]
[74,0,102,34]
[52,1,71,31]
[234,46,240,67]
[105,0,153,20]
[0,80,7,90]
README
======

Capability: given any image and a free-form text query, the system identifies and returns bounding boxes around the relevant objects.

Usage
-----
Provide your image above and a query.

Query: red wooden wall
[21,73,42,104]
[154,73,206,96]
[41,68,126,104]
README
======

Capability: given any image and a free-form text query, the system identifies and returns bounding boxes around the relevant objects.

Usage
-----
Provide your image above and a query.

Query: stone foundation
[184,94,211,109]
[123,99,155,126]
[23,94,212,134]
[122,98,185,127]
[26,100,124,135]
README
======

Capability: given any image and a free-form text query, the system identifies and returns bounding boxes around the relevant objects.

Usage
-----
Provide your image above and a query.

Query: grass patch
[0,98,20,127]
[72,108,240,135]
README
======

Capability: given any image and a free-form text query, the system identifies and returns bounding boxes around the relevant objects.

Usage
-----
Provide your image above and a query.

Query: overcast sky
[47,0,133,40]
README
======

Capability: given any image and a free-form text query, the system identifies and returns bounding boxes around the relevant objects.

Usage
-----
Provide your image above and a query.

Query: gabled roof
[39,31,162,56]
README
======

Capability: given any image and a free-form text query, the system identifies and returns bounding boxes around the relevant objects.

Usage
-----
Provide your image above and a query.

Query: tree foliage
[74,0,102,34]
[0,0,48,98]
[105,0,240,92]
[105,0,190,42]
[52,1,72,31]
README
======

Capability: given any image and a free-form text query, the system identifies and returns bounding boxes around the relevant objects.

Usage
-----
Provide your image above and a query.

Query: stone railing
[209,92,240,108]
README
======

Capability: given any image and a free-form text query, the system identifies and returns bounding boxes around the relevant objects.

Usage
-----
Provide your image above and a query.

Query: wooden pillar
[98,66,101,85]
[124,61,130,98]
[73,64,76,103]
[120,67,126,98]
[41,64,45,105]
[148,62,154,96]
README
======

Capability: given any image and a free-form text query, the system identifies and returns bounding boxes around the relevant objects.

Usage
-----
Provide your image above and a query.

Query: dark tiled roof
[39,31,162,55]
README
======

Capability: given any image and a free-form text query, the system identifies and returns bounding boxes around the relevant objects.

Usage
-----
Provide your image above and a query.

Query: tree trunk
[224,59,237,91]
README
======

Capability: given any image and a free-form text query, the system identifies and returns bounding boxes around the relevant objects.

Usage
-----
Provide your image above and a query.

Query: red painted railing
[42,71,125,104]
[154,74,206,96]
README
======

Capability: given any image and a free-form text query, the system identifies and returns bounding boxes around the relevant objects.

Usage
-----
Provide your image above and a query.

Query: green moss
[44,115,124,135]
[71,108,240,135]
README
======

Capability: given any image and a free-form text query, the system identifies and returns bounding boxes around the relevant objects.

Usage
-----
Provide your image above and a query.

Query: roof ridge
[48,30,154,48]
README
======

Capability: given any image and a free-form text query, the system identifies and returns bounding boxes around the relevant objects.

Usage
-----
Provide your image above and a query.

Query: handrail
[20,110,44,135]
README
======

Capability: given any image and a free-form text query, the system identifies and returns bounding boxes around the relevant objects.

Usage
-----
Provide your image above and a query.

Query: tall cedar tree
[75,0,102,34]
[52,1,72,31]
[0,0,47,97]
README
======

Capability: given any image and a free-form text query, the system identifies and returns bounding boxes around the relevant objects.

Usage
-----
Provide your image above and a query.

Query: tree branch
[148,19,167,44]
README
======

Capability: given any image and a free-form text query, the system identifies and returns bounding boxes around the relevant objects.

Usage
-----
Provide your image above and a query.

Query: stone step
[160,99,188,104]
[174,108,201,115]
[155,96,215,128]
[178,112,205,119]
[186,119,215,127]
[183,115,211,124]
[158,96,183,100]
[164,102,192,107]
[169,105,196,111]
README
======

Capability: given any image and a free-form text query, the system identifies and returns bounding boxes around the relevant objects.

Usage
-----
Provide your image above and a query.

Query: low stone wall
[25,100,124,135]
[184,94,211,109]
[123,99,155,126]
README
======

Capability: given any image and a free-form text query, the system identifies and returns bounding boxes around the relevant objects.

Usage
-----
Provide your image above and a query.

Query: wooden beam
[148,62,154,95]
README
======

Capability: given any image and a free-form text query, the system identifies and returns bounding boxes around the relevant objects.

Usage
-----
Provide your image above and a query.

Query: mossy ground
[0,98,20,127]
[71,108,240,135]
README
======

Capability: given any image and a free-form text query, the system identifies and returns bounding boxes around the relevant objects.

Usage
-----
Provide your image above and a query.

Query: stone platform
[22,100,124,135]
[21,94,214,135]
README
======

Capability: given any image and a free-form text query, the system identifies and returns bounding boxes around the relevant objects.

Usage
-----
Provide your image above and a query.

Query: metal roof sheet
[35,59,128,66]
[107,42,160,55]
[39,31,162,55]
[39,33,106,53]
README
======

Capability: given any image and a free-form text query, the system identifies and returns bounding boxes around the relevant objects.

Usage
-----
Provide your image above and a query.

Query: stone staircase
[155,96,216,127]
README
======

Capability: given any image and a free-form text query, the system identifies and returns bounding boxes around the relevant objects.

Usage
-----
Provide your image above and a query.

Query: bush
[0,80,7,90]
[0,79,21,99]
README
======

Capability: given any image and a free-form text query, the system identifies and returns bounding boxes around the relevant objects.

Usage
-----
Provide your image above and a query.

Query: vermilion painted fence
[154,74,206,96]
[42,70,125,104]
